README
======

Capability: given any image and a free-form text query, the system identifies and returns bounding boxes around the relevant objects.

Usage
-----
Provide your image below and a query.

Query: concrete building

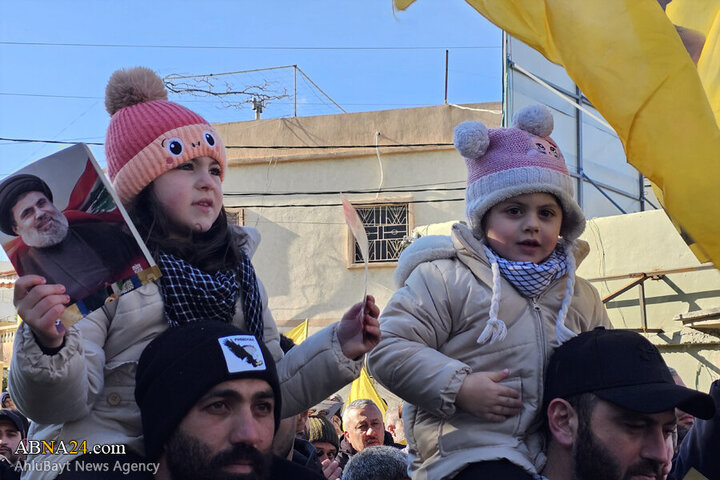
[0,263,18,389]
[578,210,720,392]
[216,102,719,393]
[1,100,716,395]
[215,102,502,329]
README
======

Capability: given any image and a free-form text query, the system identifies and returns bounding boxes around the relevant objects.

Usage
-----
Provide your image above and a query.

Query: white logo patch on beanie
[218,335,266,373]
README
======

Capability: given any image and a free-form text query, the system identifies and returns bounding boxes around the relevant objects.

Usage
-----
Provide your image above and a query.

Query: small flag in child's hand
[340,194,369,303]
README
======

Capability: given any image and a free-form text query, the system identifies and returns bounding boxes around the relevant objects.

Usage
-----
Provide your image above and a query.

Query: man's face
[295,410,309,439]
[671,375,694,445]
[163,378,275,480]
[343,405,384,452]
[330,414,343,436]
[11,191,68,248]
[572,399,675,480]
[0,419,22,464]
[271,415,296,459]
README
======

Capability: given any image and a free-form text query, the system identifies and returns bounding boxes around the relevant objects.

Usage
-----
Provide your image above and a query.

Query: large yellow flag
[346,367,387,418]
[284,319,309,345]
[396,0,720,268]
[652,0,720,261]
[667,0,720,122]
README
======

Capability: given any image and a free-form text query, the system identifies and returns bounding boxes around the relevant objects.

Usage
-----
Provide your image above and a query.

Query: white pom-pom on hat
[454,121,489,159]
[512,104,554,137]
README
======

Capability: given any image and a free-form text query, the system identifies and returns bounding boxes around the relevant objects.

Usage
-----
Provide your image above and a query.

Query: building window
[226,208,245,226]
[349,202,411,265]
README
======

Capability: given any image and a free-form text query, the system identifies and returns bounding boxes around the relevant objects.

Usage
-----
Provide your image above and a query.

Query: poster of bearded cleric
[0,143,160,327]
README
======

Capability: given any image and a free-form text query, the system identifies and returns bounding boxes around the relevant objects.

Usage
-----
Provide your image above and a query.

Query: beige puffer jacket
[9,226,361,480]
[367,223,611,480]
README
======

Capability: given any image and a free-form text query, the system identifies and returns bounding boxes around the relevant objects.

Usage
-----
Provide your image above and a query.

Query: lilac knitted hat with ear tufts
[453,104,584,241]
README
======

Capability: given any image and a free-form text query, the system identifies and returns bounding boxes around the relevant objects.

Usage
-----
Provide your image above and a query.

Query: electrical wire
[227,197,465,209]
[225,186,465,196]
[0,92,452,109]
[0,41,500,51]
[0,137,454,149]
[375,131,384,198]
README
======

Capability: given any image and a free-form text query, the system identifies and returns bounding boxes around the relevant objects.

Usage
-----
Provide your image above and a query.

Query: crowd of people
[0,65,716,480]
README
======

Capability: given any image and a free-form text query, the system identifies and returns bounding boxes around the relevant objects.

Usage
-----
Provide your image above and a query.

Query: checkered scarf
[478,240,577,346]
[491,243,568,298]
[157,251,264,339]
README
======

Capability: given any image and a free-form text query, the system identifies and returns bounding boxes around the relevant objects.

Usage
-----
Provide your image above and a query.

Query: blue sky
[0,0,502,176]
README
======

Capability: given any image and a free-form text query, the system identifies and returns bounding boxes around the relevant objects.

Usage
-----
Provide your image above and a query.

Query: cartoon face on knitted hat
[104,67,227,205]
[454,104,585,241]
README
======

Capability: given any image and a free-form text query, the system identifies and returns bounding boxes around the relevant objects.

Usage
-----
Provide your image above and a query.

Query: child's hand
[337,295,381,360]
[321,459,341,480]
[456,369,522,422]
[14,275,69,349]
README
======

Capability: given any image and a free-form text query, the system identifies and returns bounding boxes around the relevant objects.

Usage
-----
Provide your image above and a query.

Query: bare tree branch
[163,73,288,110]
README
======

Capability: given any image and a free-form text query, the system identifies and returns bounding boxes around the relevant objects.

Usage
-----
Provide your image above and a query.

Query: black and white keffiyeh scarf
[157,251,264,340]
[492,243,568,298]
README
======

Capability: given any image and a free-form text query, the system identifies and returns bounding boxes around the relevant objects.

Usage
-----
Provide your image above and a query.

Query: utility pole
[444,50,449,105]
[252,97,264,120]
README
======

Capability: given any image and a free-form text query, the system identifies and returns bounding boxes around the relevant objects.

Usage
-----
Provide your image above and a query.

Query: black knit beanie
[135,322,282,460]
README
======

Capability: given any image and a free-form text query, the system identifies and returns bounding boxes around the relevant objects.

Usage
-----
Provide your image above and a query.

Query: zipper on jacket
[531,297,546,400]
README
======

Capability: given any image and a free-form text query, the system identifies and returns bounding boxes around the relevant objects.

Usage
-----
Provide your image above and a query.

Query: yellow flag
[395,0,720,268]
[681,467,710,480]
[346,367,387,418]
[285,319,309,345]
[667,0,720,122]
[651,0,720,261]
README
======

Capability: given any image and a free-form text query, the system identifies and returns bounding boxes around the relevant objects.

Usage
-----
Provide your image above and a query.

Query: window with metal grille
[226,208,245,226]
[351,203,410,264]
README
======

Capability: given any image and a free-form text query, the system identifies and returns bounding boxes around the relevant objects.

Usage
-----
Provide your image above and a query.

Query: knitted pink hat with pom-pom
[455,105,585,347]
[454,104,584,241]
[104,67,226,204]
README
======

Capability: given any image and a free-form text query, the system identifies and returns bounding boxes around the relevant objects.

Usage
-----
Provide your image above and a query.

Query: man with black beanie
[135,321,323,480]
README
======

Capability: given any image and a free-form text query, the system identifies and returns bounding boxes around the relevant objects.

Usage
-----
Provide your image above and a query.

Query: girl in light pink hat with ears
[9,66,380,479]
[368,105,611,480]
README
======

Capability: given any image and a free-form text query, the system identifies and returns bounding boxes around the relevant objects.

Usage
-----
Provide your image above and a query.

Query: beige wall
[218,103,501,327]
[225,150,469,324]
[218,103,719,395]
[577,210,720,392]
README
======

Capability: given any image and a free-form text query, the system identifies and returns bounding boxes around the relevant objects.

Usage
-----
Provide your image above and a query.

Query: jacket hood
[231,224,261,258]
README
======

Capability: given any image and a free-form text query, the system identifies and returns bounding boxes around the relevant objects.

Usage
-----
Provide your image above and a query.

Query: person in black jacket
[671,380,720,480]
[0,409,27,480]
[336,399,403,470]
[135,322,323,480]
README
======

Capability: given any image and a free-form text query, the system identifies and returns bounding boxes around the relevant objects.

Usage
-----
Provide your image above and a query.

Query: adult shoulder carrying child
[9,66,380,479]
[367,104,611,480]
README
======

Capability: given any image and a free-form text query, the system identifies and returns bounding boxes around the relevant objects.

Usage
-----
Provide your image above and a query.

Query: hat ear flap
[454,121,489,159]
[512,104,554,137]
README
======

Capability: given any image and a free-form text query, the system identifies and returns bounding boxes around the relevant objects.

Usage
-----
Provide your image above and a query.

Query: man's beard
[164,429,271,480]
[22,212,69,248]
[572,418,664,480]
[0,447,18,465]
